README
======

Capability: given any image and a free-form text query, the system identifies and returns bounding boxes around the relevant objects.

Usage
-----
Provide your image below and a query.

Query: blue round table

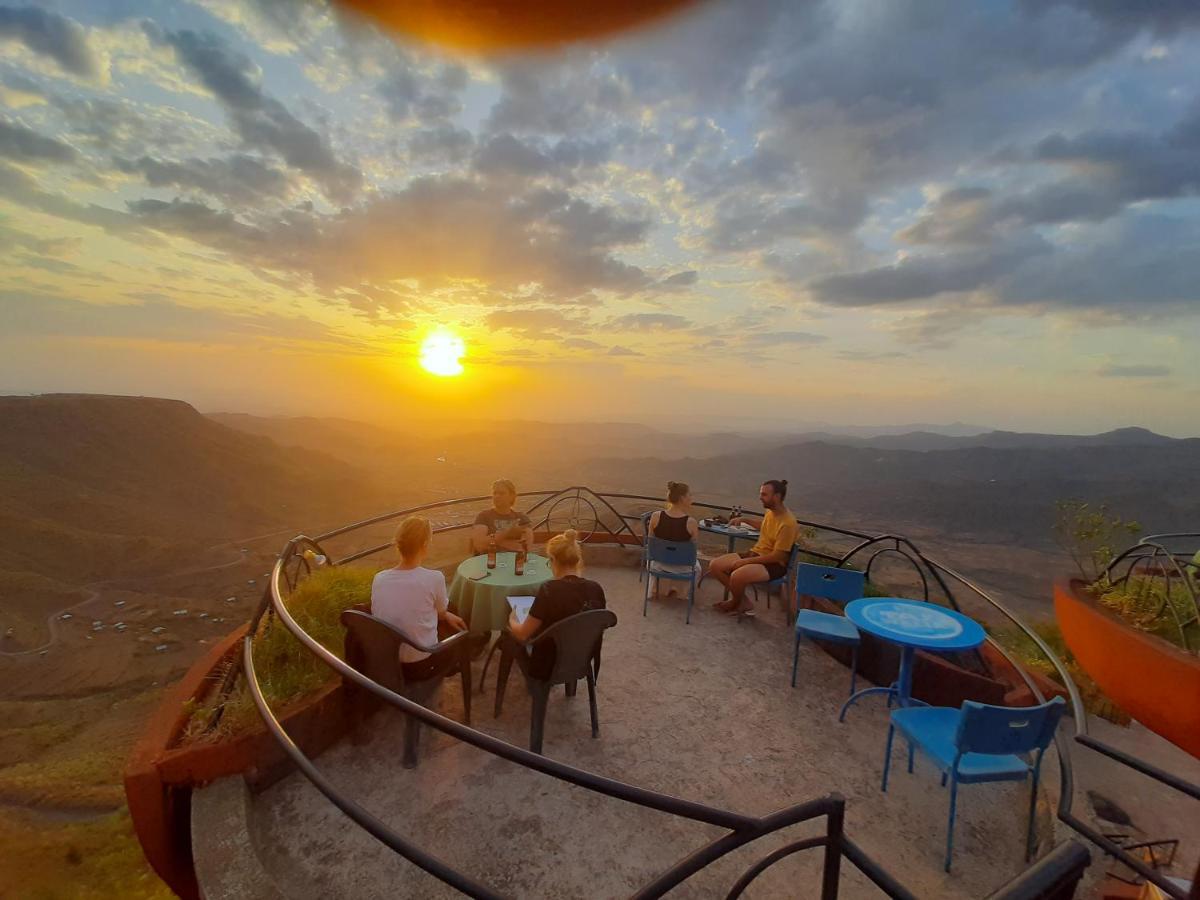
[838,597,986,721]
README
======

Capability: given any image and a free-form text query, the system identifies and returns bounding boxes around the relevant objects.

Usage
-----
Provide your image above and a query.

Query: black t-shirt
[475,508,532,537]
[527,575,607,679]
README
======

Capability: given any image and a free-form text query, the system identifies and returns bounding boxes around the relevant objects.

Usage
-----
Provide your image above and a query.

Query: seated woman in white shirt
[646,481,701,598]
[371,516,481,681]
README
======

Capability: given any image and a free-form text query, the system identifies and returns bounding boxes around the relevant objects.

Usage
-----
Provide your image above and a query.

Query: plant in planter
[1052,504,1200,757]
[182,564,378,743]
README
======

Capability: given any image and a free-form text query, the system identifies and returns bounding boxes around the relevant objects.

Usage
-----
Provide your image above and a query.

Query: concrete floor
[238,560,1067,899]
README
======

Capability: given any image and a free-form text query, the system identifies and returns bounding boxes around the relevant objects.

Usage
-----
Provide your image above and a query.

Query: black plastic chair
[340,605,472,768]
[493,609,618,754]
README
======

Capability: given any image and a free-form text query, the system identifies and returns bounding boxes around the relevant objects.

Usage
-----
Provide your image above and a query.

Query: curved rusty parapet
[123,623,350,898]
[1054,579,1200,759]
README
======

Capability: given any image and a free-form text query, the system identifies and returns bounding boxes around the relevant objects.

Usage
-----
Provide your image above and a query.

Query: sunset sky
[2,0,1199,434]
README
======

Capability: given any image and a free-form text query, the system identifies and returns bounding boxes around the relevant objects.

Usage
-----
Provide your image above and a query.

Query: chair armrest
[429,629,470,655]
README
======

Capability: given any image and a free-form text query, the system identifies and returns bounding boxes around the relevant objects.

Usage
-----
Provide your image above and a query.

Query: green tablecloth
[448,552,552,632]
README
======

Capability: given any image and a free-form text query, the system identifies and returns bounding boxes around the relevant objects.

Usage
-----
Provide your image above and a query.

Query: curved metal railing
[238,486,1185,897]
[1103,533,1199,654]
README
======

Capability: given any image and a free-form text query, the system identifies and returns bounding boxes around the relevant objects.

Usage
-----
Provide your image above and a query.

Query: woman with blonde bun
[647,481,701,597]
[500,529,607,680]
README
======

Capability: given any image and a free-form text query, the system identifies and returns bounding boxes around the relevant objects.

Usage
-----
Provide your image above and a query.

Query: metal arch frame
[1102,536,1199,654]
[232,486,1193,900]
[838,534,959,610]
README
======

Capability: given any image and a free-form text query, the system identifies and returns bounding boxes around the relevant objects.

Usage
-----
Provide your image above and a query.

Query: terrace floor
[197,556,1071,899]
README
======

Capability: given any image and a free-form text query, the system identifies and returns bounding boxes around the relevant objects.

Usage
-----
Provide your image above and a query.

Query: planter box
[124,626,351,900]
[1054,578,1200,758]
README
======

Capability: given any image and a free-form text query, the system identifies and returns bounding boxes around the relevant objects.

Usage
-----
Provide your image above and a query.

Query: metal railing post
[821,795,844,900]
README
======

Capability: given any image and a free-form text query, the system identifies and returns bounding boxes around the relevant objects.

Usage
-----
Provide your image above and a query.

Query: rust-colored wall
[1055,580,1200,758]
[124,627,351,899]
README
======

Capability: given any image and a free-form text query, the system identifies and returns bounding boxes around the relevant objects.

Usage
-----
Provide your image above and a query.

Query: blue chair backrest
[794,563,866,604]
[954,697,1066,756]
[640,511,654,542]
[647,536,697,567]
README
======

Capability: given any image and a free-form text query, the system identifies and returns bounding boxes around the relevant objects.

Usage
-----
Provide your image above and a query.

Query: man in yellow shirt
[710,479,798,617]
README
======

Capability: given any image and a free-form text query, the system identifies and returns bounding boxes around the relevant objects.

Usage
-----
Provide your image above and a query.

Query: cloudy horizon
[1,0,1199,435]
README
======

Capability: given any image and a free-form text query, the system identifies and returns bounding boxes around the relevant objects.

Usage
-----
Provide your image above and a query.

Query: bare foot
[664,589,681,599]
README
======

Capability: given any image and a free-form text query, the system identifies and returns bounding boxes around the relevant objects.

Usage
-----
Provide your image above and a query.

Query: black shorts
[739,551,787,582]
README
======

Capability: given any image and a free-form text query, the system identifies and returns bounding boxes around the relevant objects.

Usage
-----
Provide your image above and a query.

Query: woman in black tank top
[648,482,700,596]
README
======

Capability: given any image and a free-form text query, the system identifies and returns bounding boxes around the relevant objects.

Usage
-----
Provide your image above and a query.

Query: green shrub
[1096,576,1200,652]
[990,620,1129,724]
[182,564,377,742]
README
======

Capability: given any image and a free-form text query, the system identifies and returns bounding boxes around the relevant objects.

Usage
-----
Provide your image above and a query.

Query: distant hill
[0,395,381,584]
[588,437,1200,545]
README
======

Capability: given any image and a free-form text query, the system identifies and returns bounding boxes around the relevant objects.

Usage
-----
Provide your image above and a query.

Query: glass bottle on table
[487,536,497,569]
[514,538,527,576]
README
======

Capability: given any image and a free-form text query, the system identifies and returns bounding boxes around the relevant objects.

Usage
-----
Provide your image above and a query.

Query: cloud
[808,238,1049,307]
[608,312,691,330]
[377,58,466,123]
[742,331,827,347]
[486,308,587,336]
[0,161,150,240]
[114,154,292,205]
[607,345,640,356]
[656,269,698,290]
[562,337,602,350]
[119,177,651,298]
[0,6,100,79]
[148,25,360,201]
[408,124,473,165]
[0,118,76,164]
[1097,363,1172,378]
[0,287,344,347]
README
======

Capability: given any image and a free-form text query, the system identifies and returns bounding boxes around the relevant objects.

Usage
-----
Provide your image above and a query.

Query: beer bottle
[487,537,497,569]
[514,540,527,576]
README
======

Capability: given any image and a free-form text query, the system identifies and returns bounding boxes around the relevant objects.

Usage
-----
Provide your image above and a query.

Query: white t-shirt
[370,566,448,663]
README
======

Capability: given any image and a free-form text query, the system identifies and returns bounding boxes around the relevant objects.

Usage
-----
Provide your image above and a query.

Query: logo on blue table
[863,602,963,639]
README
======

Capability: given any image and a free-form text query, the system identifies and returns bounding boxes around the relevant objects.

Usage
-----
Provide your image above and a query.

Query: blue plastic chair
[881,696,1066,872]
[750,542,801,611]
[643,536,699,624]
[791,564,865,695]
[638,511,654,584]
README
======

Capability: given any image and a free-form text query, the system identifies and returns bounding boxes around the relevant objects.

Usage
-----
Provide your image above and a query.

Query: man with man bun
[708,479,798,617]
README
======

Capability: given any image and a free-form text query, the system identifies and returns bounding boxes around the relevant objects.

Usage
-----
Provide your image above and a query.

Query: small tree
[1053,499,1141,583]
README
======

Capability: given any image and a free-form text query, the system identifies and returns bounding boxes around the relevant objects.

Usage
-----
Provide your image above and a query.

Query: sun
[419,331,465,377]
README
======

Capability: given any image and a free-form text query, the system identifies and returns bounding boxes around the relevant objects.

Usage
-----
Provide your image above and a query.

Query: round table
[448,552,552,632]
[838,597,986,721]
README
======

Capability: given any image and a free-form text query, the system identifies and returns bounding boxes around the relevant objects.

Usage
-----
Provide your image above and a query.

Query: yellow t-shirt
[751,508,799,559]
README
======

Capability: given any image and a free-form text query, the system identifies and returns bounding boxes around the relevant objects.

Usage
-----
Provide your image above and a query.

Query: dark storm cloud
[0,5,99,78]
[122,176,652,298]
[114,154,292,205]
[0,119,76,164]
[147,25,360,202]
